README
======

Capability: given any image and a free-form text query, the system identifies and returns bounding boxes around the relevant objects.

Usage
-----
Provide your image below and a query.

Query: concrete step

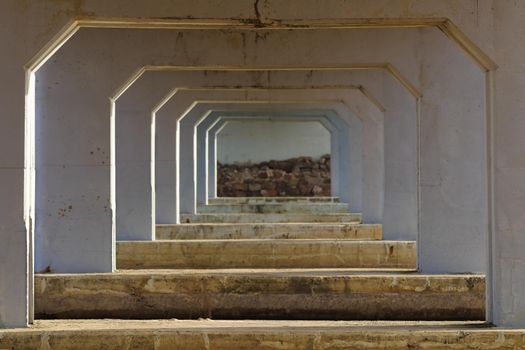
[4,320,514,350]
[208,196,340,204]
[180,213,362,223]
[116,240,415,269]
[34,270,485,321]
[156,223,382,240]
[197,202,349,214]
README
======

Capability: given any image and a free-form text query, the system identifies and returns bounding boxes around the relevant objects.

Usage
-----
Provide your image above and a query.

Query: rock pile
[217,155,331,197]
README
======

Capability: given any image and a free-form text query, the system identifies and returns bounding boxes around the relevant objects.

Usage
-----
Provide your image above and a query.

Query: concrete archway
[13,16,496,326]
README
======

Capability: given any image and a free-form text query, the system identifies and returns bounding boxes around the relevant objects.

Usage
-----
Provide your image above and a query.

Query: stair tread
[116,239,416,269]
[179,213,362,223]
[186,213,359,215]
[210,196,340,201]
[199,203,348,206]
[8,319,492,331]
[38,268,482,278]
[9,320,522,350]
[155,224,382,228]
[213,196,340,199]
[120,239,413,243]
[34,270,485,321]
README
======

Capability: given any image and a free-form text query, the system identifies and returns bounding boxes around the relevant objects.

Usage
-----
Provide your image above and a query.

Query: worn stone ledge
[34,271,484,321]
[4,320,518,350]
[4,320,517,350]
[197,202,349,214]
[180,213,362,223]
[156,223,382,240]
[208,196,340,204]
[116,240,415,269]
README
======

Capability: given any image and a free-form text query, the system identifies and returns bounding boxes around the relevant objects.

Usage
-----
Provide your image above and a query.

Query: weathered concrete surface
[197,203,349,214]
[5,320,521,350]
[180,213,362,223]
[34,271,484,320]
[34,271,484,321]
[156,223,382,240]
[209,197,340,204]
[116,240,415,269]
[1,0,511,328]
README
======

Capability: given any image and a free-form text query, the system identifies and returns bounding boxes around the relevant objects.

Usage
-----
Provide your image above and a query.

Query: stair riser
[34,275,485,321]
[198,203,349,214]
[5,322,518,350]
[180,213,361,223]
[208,196,340,204]
[156,224,382,240]
[116,241,416,269]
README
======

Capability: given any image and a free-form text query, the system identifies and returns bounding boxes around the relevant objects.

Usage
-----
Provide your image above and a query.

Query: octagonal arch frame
[152,88,377,225]
[15,16,497,328]
[116,68,398,242]
[196,111,349,205]
[197,110,356,211]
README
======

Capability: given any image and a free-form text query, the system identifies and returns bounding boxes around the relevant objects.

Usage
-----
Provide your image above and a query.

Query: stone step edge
[155,223,383,240]
[33,272,485,321]
[182,213,361,216]
[119,239,413,243]
[199,202,348,206]
[7,321,519,350]
[209,196,340,201]
[179,213,363,222]
[3,319,493,331]
[156,223,379,227]
[36,270,482,278]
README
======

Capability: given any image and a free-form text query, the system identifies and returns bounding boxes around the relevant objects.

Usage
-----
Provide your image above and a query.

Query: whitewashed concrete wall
[217,120,330,164]
[418,28,487,274]
[3,0,525,328]
[492,1,525,326]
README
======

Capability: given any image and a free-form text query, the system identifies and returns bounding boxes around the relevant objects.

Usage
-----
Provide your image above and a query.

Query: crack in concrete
[253,0,264,27]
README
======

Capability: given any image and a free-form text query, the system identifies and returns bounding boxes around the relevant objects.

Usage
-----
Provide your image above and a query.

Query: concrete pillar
[492,0,525,327]
[208,121,229,199]
[417,28,488,273]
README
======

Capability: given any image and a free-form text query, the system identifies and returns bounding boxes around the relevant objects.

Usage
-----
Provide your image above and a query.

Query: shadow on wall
[218,155,331,197]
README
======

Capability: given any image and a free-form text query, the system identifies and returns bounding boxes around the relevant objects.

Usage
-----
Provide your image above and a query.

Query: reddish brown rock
[218,155,331,197]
